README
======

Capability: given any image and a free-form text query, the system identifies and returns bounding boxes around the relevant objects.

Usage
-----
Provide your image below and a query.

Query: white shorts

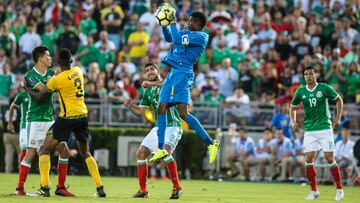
[141,127,183,153]
[304,129,335,153]
[19,128,28,150]
[27,121,54,149]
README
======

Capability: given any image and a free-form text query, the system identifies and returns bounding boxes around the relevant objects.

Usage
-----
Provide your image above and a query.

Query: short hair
[303,65,315,73]
[264,127,272,132]
[190,11,207,28]
[58,48,72,67]
[239,127,247,132]
[145,62,159,70]
[32,46,49,63]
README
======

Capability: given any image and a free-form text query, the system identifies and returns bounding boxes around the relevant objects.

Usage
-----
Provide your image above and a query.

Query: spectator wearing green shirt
[0,63,14,98]
[324,60,346,94]
[79,10,97,36]
[0,22,16,58]
[346,63,360,103]
[97,43,115,72]
[41,22,56,57]
[342,42,359,65]
[76,36,100,68]
[213,40,231,66]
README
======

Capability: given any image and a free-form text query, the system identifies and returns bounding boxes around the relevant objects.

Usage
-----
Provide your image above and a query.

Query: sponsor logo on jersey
[302,95,306,99]
[316,91,322,98]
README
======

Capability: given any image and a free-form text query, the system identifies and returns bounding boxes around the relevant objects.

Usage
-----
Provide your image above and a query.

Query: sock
[57,157,68,188]
[18,161,31,189]
[156,114,166,149]
[137,160,148,192]
[164,155,181,189]
[184,114,213,145]
[305,162,318,192]
[329,161,343,189]
[18,150,26,165]
[85,156,103,188]
[39,155,51,187]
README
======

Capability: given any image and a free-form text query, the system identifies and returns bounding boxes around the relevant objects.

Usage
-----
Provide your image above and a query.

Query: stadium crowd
[0,0,359,183]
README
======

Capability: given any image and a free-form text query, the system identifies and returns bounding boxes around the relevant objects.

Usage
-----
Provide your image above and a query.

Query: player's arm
[162,27,173,42]
[289,89,301,131]
[124,98,147,116]
[333,96,343,130]
[7,102,17,133]
[23,78,52,101]
[142,80,164,88]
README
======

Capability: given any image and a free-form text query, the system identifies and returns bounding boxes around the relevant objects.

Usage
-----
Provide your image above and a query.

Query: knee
[158,104,167,115]
[325,156,334,164]
[164,145,173,155]
[59,148,69,158]
[80,151,91,160]
[136,147,149,160]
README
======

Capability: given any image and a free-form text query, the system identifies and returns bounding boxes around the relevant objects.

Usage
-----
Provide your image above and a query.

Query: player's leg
[304,151,320,199]
[157,74,172,149]
[133,128,155,198]
[177,103,219,163]
[163,127,182,199]
[18,128,27,164]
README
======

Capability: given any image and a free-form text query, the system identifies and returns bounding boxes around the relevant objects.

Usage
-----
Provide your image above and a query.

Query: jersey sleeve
[12,93,22,107]
[47,76,57,92]
[324,83,339,100]
[290,88,302,107]
[25,73,41,90]
[139,89,150,108]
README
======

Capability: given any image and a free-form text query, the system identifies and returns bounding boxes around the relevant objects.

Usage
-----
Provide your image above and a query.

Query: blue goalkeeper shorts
[159,70,194,105]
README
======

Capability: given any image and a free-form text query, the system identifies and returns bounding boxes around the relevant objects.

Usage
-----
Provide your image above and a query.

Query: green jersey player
[124,63,183,199]
[290,66,344,201]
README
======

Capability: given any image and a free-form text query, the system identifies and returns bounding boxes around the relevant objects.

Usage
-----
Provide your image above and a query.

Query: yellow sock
[85,156,103,187]
[39,155,51,187]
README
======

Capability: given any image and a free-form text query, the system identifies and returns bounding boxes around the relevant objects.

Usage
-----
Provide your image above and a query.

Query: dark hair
[32,46,49,63]
[190,11,207,28]
[58,48,72,67]
[145,62,159,70]
[239,127,247,132]
[303,65,315,73]
[264,127,272,132]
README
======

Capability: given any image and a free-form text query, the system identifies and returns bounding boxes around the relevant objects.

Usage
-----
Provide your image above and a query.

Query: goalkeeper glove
[162,3,176,25]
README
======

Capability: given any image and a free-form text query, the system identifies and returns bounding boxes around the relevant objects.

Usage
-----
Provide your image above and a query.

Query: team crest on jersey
[182,35,189,45]
[316,91,322,98]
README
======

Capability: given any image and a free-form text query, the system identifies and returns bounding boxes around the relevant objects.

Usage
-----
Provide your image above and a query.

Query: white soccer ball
[155,7,172,27]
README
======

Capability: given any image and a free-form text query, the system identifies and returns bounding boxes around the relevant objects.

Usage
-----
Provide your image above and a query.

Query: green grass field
[0,173,359,203]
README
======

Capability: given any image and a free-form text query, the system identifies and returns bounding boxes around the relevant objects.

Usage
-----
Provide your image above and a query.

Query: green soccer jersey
[291,83,339,132]
[12,91,29,129]
[24,67,55,122]
[139,86,181,127]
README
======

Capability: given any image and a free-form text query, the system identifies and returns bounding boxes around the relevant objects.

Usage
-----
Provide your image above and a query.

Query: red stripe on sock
[306,166,318,192]
[57,163,68,188]
[166,160,181,189]
[18,164,30,189]
[137,164,148,192]
[330,166,343,189]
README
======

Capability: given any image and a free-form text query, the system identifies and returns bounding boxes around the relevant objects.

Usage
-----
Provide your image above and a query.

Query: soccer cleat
[335,189,344,201]
[170,187,183,199]
[208,140,220,164]
[14,188,26,196]
[55,187,76,197]
[95,186,106,198]
[305,191,320,200]
[133,190,149,198]
[149,148,169,162]
[37,186,50,197]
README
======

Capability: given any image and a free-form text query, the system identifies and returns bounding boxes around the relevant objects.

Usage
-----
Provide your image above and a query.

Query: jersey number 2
[308,98,316,107]
[74,78,84,98]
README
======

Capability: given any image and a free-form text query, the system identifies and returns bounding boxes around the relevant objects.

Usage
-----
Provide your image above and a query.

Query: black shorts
[53,117,89,143]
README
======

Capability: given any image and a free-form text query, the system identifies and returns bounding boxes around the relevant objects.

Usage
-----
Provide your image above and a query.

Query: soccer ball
[155,6,172,27]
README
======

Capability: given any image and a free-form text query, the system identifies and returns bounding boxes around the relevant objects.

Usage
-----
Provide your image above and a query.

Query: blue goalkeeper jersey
[162,24,208,73]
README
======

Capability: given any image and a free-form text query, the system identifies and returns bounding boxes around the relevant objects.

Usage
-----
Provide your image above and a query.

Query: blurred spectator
[274,32,293,61]
[346,63,360,103]
[114,55,137,79]
[76,35,100,69]
[324,58,346,94]
[17,23,41,68]
[122,12,139,47]
[107,80,129,103]
[127,23,149,66]
[216,58,238,97]
[101,2,124,51]
[342,42,359,65]
[0,48,10,74]
[96,79,108,99]
[227,128,256,180]
[139,2,157,36]
[56,21,80,55]
[2,96,20,173]
[123,76,137,100]
[238,59,255,93]
[289,130,306,182]
[224,88,251,126]
[95,30,115,51]
[0,21,16,59]
[97,42,116,71]
[270,128,292,181]
[0,63,15,98]
[79,10,97,36]
[87,62,100,82]
[334,127,355,182]
[256,127,275,181]
[41,22,56,57]
[85,81,100,99]
[271,103,292,139]
[254,14,277,54]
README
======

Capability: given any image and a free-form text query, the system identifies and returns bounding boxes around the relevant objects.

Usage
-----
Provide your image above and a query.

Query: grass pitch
[0,173,359,203]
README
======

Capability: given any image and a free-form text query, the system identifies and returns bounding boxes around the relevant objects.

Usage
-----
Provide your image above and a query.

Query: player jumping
[125,63,183,199]
[150,3,219,163]
[290,65,344,200]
